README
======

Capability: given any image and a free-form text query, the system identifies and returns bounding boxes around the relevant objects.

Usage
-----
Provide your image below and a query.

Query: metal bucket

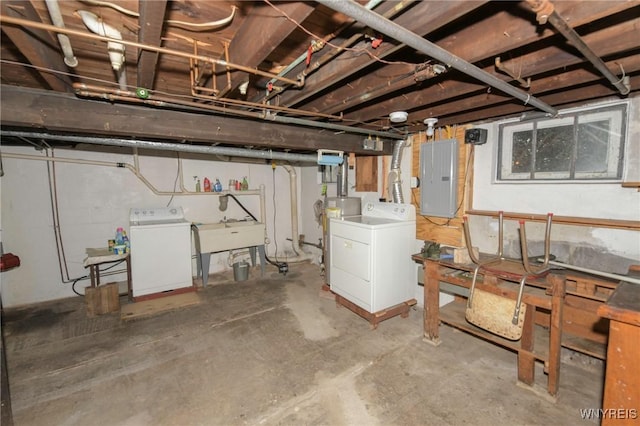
[233,261,249,282]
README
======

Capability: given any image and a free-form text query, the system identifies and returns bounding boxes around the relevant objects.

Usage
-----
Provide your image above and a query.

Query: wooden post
[547,273,565,396]
[517,303,536,385]
[424,259,442,345]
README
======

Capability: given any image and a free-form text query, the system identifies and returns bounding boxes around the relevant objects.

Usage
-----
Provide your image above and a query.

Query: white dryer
[329,202,416,313]
[129,207,193,299]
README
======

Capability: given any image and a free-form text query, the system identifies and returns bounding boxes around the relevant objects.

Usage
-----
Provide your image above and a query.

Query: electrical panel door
[420,139,458,218]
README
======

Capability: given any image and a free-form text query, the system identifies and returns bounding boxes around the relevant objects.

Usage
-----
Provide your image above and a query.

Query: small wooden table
[597,266,640,425]
[83,247,132,300]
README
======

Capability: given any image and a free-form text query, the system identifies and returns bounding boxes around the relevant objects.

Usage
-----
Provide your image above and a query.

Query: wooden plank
[355,156,377,192]
[216,2,314,95]
[85,283,119,317]
[347,15,639,125]
[424,260,442,345]
[412,126,470,246]
[601,320,640,424]
[0,85,392,155]
[547,274,565,396]
[281,1,488,109]
[120,292,201,321]
[466,209,640,231]
[137,0,168,89]
[0,1,73,92]
[334,294,415,329]
[518,305,536,385]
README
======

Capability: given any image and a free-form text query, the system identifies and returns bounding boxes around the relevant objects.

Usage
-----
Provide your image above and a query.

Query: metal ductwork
[389,140,405,203]
[316,0,559,116]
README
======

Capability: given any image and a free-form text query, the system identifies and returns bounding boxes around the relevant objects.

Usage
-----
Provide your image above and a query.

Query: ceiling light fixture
[424,117,438,137]
[389,111,408,123]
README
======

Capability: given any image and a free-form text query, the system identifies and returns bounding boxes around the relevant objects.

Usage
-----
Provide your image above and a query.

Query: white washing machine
[329,202,416,313]
[129,207,193,298]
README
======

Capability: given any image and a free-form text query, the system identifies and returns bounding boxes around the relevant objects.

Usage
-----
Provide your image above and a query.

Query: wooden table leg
[547,273,565,396]
[424,260,441,346]
[89,265,98,288]
[518,303,535,385]
[125,254,133,301]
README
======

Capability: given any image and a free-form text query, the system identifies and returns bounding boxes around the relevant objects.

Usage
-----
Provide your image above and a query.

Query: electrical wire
[263,0,421,68]
[412,144,474,227]
[71,259,126,296]
[78,0,238,31]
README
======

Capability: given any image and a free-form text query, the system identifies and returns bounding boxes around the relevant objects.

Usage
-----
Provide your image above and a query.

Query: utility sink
[194,221,265,253]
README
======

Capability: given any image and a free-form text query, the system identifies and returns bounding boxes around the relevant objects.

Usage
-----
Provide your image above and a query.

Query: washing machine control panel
[361,202,415,221]
[130,207,186,225]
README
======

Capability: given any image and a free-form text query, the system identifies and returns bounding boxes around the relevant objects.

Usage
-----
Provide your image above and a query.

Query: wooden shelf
[440,300,607,361]
[439,301,549,362]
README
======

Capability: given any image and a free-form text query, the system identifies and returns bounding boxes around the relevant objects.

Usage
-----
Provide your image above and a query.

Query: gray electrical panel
[420,139,458,218]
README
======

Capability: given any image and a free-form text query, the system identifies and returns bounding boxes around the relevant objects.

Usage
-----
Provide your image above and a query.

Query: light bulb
[426,126,434,137]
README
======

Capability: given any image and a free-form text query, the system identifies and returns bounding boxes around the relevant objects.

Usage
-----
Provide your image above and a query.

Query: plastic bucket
[233,261,250,282]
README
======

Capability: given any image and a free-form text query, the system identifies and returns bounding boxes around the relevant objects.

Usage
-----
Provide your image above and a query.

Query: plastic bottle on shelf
[203,177,211,192]
[122,231,130,253]
[214,178,222,192]
[195,178,201,192]
[241,176,249,190]
[115,227,124,245]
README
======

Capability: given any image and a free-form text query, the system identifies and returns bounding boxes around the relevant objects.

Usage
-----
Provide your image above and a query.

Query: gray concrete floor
[3,263,604,425]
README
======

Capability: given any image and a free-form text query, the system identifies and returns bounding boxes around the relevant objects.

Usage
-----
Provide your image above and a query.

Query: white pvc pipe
[281,165,313,262]
[77,10,126,83]
[45,0,78,67]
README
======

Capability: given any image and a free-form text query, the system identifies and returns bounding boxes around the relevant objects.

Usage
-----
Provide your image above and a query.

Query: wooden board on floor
[120,292,201,320]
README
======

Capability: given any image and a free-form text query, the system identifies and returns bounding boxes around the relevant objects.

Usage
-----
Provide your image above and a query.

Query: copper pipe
[73,82,346,121]
[0,14,302,87]
[262,0,415,104]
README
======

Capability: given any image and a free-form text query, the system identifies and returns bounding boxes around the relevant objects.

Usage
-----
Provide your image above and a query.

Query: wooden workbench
[413,254,618,397]
[598,266,640,425]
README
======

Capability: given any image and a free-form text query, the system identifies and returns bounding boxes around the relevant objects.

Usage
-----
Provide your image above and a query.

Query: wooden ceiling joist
[215,1,315,96]
[0,0,73,92]
[137,0,168,90]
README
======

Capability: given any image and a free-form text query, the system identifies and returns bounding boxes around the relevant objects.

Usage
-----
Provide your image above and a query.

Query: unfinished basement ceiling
[0,0,638,154]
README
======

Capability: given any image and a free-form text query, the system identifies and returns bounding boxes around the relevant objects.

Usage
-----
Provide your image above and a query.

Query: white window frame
[498,102,627,182]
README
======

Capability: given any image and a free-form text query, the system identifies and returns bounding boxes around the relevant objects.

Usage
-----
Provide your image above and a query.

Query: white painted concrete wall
[469,98,640,273]
[0,146,301,307]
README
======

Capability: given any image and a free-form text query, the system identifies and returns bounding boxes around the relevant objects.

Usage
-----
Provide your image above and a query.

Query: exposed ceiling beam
[439,75,640,127]
[276,1,488,108]
[0,0,73,92]
[343,17,639,125]
[214,1,315,96]
[137,0,168,89]
[0,85,393,155]
[425,55,640,128]
[306,0,636,117]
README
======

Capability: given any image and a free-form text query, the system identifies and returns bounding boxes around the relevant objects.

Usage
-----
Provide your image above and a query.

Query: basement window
[498,102,627,181]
